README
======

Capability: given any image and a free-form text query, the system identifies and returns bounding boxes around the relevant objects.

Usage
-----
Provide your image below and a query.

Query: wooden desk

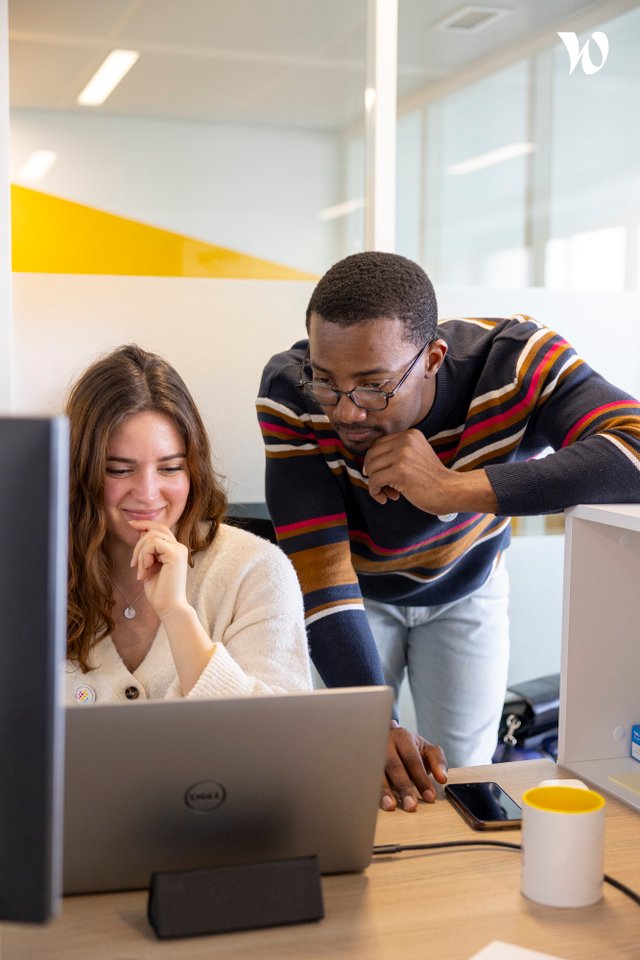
[2,760,639,959]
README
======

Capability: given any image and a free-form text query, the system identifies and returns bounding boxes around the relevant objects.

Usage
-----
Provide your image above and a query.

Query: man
[256,251,640,809]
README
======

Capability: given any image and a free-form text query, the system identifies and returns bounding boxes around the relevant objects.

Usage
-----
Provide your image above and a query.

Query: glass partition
[396,1,640,292]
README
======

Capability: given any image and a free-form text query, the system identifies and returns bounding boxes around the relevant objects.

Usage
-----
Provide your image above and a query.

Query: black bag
[492,673,560,763]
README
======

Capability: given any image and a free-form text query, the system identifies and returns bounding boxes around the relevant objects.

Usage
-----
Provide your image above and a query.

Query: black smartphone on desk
[444,781,521,830]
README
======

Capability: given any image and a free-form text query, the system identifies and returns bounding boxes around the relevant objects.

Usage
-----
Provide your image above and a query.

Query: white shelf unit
[558,504,640,812]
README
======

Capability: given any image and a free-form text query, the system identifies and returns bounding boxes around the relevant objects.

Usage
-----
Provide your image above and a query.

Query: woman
[65,344,312,704]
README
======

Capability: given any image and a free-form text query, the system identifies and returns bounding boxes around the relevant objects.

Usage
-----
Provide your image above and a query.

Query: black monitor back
[0,417,68,922]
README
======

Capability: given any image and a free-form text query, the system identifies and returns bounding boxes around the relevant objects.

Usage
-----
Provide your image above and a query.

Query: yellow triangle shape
[11,185,318,280]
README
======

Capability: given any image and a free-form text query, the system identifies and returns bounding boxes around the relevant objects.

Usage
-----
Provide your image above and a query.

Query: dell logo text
[184,780,226,811]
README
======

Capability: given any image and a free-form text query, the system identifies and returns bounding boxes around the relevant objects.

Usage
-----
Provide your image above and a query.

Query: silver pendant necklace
[113,581,145,620]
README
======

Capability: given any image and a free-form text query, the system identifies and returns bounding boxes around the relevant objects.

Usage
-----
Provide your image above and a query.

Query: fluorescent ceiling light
[18,150,57,183]
[77,49,140,106]
[318,198,365,221]
[447,142,536,176]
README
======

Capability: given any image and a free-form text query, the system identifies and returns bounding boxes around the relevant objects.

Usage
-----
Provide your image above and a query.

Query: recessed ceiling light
[77,49,140,107]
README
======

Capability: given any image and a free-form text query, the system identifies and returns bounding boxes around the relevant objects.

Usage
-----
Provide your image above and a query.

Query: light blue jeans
[363,557,510,768]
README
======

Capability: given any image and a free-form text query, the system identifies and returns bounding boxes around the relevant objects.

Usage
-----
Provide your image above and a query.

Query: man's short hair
[306,251,438,345]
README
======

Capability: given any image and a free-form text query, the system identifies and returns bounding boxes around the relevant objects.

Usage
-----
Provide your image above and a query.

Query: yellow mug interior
[522,785,605,814]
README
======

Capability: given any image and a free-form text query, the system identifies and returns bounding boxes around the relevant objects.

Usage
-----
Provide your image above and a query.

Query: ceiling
[8,0,632,131]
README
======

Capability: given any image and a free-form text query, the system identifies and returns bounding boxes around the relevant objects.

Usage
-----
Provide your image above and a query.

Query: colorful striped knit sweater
[257,315,640,687]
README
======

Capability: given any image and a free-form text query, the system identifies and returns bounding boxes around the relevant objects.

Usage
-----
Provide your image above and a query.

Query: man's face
[307,313,444,456]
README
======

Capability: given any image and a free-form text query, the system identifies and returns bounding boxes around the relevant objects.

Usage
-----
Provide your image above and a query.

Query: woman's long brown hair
[66,345,227,671]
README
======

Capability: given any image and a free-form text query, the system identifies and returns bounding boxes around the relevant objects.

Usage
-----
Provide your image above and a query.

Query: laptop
[62,686,393,894]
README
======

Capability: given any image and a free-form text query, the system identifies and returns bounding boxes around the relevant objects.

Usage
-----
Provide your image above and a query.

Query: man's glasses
[297,341,429,412]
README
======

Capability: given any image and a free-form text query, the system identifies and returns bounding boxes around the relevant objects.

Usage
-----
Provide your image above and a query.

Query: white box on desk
[557,503,640,812]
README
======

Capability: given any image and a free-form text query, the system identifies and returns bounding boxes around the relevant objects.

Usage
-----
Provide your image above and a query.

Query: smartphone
[444,781,521,830]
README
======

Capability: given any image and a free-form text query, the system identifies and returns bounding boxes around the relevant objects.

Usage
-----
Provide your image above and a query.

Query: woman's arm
[131,520,312,696]
[129,520,215,694]
[186,532,313,697]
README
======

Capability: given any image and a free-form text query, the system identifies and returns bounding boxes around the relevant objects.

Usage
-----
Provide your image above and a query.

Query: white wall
[505,534,564,683]
[10,110,342,275]
[12,274,314,504]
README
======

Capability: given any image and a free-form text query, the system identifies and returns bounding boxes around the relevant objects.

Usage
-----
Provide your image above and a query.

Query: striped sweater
[257,316,640,687]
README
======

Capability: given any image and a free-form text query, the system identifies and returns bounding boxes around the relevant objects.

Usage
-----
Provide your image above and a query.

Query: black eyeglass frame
[296,340,430,411]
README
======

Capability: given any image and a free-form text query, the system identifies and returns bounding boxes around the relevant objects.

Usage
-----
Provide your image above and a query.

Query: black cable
[371,841,640,906]
[373,840,521,854]
[603,873,640,905]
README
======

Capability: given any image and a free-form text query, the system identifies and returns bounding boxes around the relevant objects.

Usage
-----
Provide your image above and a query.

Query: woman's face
[103,410,191,551]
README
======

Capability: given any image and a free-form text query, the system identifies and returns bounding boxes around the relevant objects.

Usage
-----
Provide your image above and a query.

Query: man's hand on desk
[381,721,448,811]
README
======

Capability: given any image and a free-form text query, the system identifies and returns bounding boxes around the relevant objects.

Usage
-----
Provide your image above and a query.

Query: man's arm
[365,331,640,517]
[363,429,499,514]
[486,406,640,515]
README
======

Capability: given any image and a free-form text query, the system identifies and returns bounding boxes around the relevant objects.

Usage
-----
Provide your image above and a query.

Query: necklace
[113,581,146,620]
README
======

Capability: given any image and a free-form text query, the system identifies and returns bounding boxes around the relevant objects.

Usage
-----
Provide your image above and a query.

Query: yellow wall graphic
[11,185,317,280]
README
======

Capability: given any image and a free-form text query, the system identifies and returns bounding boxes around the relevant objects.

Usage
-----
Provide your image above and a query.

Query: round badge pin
[74,685,96,704]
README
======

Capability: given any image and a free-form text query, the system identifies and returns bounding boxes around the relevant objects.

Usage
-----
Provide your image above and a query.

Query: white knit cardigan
[65,524,312,705]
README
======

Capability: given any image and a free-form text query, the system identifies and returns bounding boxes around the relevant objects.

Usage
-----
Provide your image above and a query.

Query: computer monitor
[0,416,69,923]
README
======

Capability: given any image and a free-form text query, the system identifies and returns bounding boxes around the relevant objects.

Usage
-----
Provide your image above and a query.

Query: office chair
[225,514,277,544]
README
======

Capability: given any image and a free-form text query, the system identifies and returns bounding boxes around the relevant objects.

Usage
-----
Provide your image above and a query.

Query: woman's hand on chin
[128,520,190,620]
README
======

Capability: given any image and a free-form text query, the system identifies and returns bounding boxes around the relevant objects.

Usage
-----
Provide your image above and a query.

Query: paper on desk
[469,942,568,960]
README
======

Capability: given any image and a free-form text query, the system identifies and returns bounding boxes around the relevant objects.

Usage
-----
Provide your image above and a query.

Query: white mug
[521,784,606,907]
